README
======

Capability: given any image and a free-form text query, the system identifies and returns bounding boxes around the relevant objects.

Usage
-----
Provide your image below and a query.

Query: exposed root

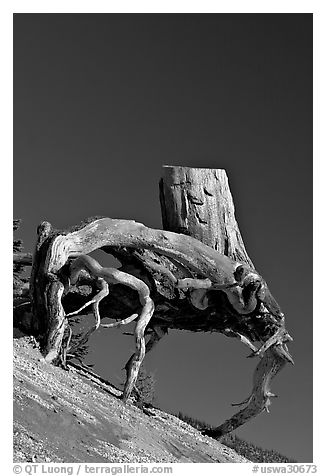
[122,325,166,402]
[100,313,139,328]
[122,296,155,402]
[147,261,178,284]
[247,327,294,363]
[176,277,212,290]
[231,395,253,407]
[176,278,211,310]
[213,347,288,435]
[223,328,258,353]
[66,277,109,329]
[67,254,156,400]
[274,343,294,365]
[64,277,110,357]
[60,323,73,368]
[31,215,294,436]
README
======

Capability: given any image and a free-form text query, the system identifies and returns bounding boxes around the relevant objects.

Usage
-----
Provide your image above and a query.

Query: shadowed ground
[13,330,249,463]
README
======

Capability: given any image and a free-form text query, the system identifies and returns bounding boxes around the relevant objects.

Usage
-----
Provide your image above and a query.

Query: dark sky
[14,14,312,462]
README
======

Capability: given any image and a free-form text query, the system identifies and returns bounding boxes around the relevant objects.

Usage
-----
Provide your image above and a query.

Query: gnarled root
[67,254,156,400]
[64,276,109,358]
[66,277,109,328]
[176,277,212,310]
[176,277,212,290]
[176,273,264,315]
[247,327,294,364]
[223,328,258,353]
[205,346,290,438]
[100,314,139,328]
[123,325,166,401]
[121,296,155,402]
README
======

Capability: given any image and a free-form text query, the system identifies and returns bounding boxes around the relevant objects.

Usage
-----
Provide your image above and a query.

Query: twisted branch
[65,254,155,401]
[28,215,293,436]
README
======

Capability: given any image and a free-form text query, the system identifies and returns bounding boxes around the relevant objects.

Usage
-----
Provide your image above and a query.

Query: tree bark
[18,166,293,436]
[159,166,253,266]
[159,165,290,436]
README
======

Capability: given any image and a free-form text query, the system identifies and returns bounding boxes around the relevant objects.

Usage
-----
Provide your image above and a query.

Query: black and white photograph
[11,8,314,469]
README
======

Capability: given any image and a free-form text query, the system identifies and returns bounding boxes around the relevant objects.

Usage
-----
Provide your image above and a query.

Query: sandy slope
[13,330,249,463]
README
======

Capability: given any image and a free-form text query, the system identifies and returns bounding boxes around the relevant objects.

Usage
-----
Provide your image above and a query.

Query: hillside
[13,329,249,463]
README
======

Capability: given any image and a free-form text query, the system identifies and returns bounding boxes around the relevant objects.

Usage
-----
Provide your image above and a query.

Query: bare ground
[13,330,250,464]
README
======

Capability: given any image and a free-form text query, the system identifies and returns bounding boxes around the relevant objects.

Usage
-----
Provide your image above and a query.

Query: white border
[3,1,324,472]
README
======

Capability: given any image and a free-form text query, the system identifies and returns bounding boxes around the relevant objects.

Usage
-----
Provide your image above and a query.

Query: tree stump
[160,166,253,266]
[159,166,290,435]
[16,165,293,436]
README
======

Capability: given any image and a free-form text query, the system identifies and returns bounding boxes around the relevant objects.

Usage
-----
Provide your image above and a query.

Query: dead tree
[14,166,293,437]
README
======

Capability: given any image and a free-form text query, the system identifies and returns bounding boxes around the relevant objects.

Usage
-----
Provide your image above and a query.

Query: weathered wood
[160,166,253,266]
[25,166,293,437]
[30,221,55,336]
[159,165,290,437]
[205,347,286,437]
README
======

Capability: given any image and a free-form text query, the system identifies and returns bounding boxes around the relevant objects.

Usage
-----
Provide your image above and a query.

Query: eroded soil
[13,330,249,463]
